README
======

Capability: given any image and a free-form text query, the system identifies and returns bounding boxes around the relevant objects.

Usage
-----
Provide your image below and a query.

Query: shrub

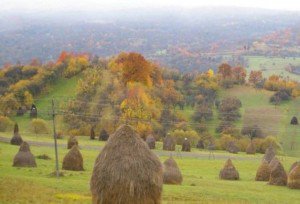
[30,119,49,134]
[236,137,251,152]
[169,129,199,146]
[0,116,14,132]
[241,125,263,138]
[258,136,282,153]
[219,134,235,150]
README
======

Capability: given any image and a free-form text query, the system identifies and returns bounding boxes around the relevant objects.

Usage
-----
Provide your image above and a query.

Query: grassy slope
[246,56,300,80]
[0,142,299,203]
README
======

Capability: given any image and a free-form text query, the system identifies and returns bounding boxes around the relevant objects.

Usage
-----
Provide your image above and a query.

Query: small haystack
[62,145,84,171]
[99,129,109,141]
[255,160,271,181]
[246,142,256,154]
[287,162,300,189]
[163,136,175,151]
[163,157,183,185]
[90,126,95,140]
[67,135,78,149]
[289,161,299,173]
[269,157,280,170]
[290,116,298,125]
[263,146,276,163]
[181,138,191,152]
[13,142,36,167]
[30,104,37,118]
[145,135,156,149]
[269,161,287,186]
[90,125,163,204]
[10,123,23,145]
[196,140,204,149]
[219,159,239,180]
[227,141,239,154]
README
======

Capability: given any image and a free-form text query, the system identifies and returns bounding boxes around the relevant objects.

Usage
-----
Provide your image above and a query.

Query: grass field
[0,141,299,204]
[245,56,300,80]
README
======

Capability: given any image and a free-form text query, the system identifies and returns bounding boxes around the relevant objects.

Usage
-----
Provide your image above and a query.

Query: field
[245,56,300,80]
[0,140,299,204]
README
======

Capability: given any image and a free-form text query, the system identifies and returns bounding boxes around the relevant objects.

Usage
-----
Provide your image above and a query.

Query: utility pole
[52,99,59,178]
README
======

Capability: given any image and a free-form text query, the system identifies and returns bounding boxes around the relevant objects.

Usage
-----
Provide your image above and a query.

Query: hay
[163,157,183,185]
[90,127,95,140]
[219,159,239,180]
[10,123,23,146]
[163,136,175,151]
[227,141,239,154]
[13,142,37,167]
[67,135,78,149]
[30,104,37,118]
[99,129,109,141]
[269,157,280,170]
[181,139,191,152]
[263,146,275,163]
[90,125,163,204]
[145,135,156,149]
[62,145,84,171]
[255,160,271,181]
[289,161,299,173]
[246,142,256,154]
[290,116,298,125]
[268,161,287,186]
[287,162,300,189]
[196,140,204,149]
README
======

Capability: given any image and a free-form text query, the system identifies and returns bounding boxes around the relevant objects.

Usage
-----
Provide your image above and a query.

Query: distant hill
[1,7,300,71]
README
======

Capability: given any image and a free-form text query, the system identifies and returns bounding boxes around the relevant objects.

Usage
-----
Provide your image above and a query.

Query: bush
[0,116,14,132]
[259,136,282,153]
[219,134,235,150]
[30,119,49,134]
[241,125,263,138]
[169,129,199,146]
[236,137,251,152]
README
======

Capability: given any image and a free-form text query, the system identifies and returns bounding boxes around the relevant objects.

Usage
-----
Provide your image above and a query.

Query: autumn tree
[218,63,232,79]
[249,70,263,86]
[232,66,247,84]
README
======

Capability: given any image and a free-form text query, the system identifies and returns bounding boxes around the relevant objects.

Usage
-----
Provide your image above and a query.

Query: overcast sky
[1,0,300,11]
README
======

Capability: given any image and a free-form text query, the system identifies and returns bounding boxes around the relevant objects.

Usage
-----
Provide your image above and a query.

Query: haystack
[13,142,36,167]
[90,125,163,204]
[67,135,78,149]
[269,161,287,186]
[289,161,299,173]
[219,159,239,180]
[255,160,271,181]
[227,141,239,154]
[287,162,300,189]
[269,157,280,170]
[163,136,175,151]
[10,123,23,145]
[290,116,298,125]
[62,145,84,171]
[99,129,109,141]
[145,135,156,149]
[16,107,24,116]
[263,146,275,163]
[181,138,191,152]
[196,140,204,149]
[90,126,95,140]
[246,142,256,154]
[163,157,183,185]
[30,104,37,118]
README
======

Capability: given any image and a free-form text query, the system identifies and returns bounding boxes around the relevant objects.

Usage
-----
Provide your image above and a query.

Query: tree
[218,63,232,79]
[218,97,242,121]
[249,71,263,85]
[232,66,247,84]
[193,105,213,121]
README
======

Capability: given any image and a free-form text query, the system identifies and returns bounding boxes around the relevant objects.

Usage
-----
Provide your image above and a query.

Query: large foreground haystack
[67,135,78,149]
[163,136,175,151]
[255,160,271,181]
[246,142,256,154]
[289,162,299,173]
[219,159,239,180]
[181,139,191,152]
[62,145,84,171]
[287,162,300,189]
[227,142,239,154]
[146,135,156,149]
[263,146,275,163]
[269,161,287,186]
[10,123,23,145]
[269,157,280,170]
[163,157,183,185]
[90,125,163,204]
[13,142,36,167]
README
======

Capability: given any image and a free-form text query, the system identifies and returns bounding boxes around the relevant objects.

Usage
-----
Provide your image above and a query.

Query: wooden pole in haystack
[52,99,60,178]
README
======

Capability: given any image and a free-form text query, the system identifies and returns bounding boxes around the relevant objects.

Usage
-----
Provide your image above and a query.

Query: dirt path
[0,136,262,161]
